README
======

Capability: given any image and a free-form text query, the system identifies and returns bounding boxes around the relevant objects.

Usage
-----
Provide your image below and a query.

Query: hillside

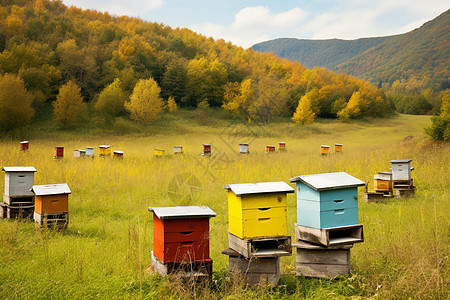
[252,10,450,92]
[252,36,394,70]
[0,0,391,132]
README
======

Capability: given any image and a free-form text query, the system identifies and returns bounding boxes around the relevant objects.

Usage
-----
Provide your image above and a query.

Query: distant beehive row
[364,159,415,202]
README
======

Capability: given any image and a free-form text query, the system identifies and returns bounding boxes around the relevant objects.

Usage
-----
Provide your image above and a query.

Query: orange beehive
[20,141,29,151]
[321,145,330,155]
[32,183,71,214]
[266,145,276,153]
[334,144,343,152]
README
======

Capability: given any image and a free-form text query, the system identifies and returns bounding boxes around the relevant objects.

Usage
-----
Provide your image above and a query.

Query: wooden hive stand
[222,248,281,287]
[294,240,352,278]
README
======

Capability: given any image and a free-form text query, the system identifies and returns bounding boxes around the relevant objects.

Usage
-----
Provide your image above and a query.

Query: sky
[61,1,449,48]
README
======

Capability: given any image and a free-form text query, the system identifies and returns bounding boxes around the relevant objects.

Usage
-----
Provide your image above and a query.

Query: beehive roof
[389,159,412,163]
[31,183,71,196]
[223,181,294,196]
[148,206,216,219]
[99,145,111,148]
[289,172,365,191]
[2,166,37,172]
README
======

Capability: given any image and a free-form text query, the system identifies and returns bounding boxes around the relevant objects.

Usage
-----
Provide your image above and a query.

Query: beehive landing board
[294,223,363,247]
[228,232,291,259]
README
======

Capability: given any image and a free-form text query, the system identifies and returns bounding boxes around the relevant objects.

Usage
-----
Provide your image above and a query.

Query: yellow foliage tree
[337,92,368,120]
[292,93,315,124]
[53,80,87,127]
[125,77,164,123]
[167,96,177,113]
[0,73,34,130]
[440,89,450,120]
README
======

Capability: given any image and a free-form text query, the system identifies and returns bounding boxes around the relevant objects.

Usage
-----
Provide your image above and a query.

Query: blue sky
[62,1,449,48]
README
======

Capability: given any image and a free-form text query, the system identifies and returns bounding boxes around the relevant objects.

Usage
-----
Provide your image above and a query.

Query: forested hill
[252,36,394,70]
[0,0,392,131]
[252,10,450,92]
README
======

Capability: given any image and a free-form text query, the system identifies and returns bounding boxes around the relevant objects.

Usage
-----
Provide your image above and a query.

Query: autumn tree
[95,78,127,125]
[425,89,450,141]
[125,77,164,123]
[223,78,254,119]
[292,94,315,124]
[0,73,34,131]
[337,92,368,120]
[167,96,177,113]
[53,81,87,127]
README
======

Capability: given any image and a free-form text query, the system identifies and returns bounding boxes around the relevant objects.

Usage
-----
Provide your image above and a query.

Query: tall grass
[0,114,448,299]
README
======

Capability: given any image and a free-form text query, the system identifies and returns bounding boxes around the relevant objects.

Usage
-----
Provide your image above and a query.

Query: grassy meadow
[0,113,448,299]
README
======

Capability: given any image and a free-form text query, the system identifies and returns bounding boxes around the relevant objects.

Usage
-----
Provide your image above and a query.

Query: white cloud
[62,0,163,17]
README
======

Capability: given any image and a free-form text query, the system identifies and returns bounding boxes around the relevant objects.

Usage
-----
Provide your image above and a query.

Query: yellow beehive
[99,145,111,157]
[223,182,294,239]
[321,145,330,155]
[154,149,165,157]
[374,172,392,192]
[334,143,343,152]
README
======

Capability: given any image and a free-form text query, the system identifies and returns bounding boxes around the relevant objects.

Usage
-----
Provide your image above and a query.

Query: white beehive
[2,166,37,197]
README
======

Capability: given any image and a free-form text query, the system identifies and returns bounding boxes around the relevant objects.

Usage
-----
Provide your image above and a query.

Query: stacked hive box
[32,183,71,229]
[289,172,365,278]
[148,206,216,279]
[364,172,393,202]
[390,160,415,198]
[1,167,37,219]
[222,182,294,287]
[202,144,211,156]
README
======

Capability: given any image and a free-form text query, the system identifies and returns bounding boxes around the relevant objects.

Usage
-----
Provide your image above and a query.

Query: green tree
[292,94,315,124]
[0,73,34,131]
[53,81,87,127]
[125,77,164,123]
[425,89,450,141]
[95,78,127,125]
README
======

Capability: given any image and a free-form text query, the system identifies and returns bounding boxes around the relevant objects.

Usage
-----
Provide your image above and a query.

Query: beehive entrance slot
[181,231,193,235]
[258,207,270,211]
[334,199,344,203]
[181,241,194,246]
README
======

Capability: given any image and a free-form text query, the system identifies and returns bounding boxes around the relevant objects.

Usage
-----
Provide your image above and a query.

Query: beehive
[202,144,211,156]
[54,146,64,159]
[32,183,71,215]
[389,159,413,182]
[173,146,183,154]
[86,147,94,156]
[149,206,216,263]
[20,141,29,151]
[99,145,111,157]
[290,172,365,229]
[2,166,37,198]
[223,182,294,239]
[278,142,286,151]
[374,172,392,193]
[74,150,81,157]
[113,150,124,158]
[239,143,249,154]
[321,145,330,155]
[334,144,343,152]
[265,146,275,153]
[154,149,165,157]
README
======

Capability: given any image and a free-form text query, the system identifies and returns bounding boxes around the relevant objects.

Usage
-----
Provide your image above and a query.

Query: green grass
[0,113,448,299]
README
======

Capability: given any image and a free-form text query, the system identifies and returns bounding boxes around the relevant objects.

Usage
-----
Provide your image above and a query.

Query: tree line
[0,0,393,131]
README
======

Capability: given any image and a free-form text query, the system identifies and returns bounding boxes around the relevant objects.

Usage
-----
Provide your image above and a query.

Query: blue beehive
[289,172,365,229]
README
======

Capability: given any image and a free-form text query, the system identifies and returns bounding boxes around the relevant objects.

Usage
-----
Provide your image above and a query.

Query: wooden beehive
[389,159,413,182]
[85,147,94,156]
[334,144,343,152]
[20,141,29,151]
[32,183,71,214]
[173,146,183,154]
[99,145,111,157]
[148,206,216,263]
[374,172,392,193]
[294,240,352,278]
[74,149,81,157]
[154,149,165,157]
[54,146,64,159]
[223,182,294,239]
[265,146,275,153]
[202,144,211,156]
[2,166,37,198]
[278,142,286,151]
[321,145,330,155]
[239,143,249,154]
[290,172,365,229]
[113,150,124,158]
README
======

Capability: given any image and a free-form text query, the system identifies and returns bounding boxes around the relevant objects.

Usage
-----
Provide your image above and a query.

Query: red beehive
[149,206,216,263]
[113,150,124,158]
[54,147,64,159]
[202,144,211,156]
[20,141,29,151]
[278,142,286,151]
[266,145,276,153]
